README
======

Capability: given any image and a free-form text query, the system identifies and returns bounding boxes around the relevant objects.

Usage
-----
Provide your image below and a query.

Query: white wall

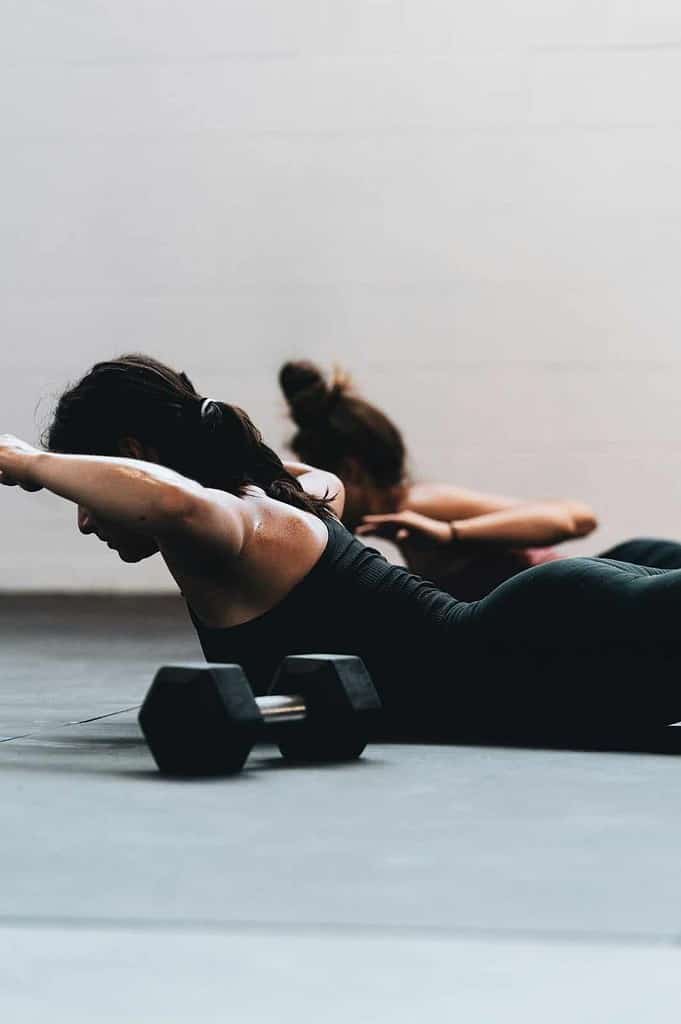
[3,1,681,591]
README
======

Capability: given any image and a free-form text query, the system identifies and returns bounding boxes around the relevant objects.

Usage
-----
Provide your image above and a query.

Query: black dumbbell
[138,654,381,776]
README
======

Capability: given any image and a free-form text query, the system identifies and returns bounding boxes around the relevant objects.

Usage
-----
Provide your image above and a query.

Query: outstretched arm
[0,434,246,555]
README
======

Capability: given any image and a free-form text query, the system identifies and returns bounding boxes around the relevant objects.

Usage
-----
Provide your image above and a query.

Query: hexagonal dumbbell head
[268,655,381,762]
[139,663,263,776]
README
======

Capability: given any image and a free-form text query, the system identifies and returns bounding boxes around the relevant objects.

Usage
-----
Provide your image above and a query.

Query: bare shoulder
[247,490,330,549]
[160,485,256,561]
[234,491,331,595]
[162,484,331,567]
[160,488,331,629]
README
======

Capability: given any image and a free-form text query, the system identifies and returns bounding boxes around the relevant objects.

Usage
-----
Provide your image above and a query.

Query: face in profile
[77,506,159,563]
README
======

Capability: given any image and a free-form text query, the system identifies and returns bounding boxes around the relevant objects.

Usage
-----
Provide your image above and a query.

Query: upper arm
[155,485,249,562]
[405,482,523,521]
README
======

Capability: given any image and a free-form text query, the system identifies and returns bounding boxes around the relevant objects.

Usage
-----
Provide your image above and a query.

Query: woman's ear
[118,437,159,462]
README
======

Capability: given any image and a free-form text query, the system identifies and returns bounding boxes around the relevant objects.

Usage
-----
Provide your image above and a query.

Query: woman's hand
[357,510,452,545]
[0,435,43,491]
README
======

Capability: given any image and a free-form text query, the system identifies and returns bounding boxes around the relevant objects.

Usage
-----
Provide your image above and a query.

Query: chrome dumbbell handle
[256,694,307,725]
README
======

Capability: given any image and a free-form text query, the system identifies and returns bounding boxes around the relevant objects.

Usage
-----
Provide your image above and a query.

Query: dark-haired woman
[3,353,681,741]
[279,361,681,600]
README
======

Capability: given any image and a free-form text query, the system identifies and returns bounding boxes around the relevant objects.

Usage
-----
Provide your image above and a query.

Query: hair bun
[279,360,342,426]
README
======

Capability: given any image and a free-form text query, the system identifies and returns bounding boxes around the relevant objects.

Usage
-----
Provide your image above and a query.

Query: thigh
[598,537,681,570]
[471,555,675,654]
[465,557,681,728]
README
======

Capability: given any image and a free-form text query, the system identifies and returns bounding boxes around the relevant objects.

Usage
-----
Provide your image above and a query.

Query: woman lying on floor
[2,353,681,740]
[279,360,681,599]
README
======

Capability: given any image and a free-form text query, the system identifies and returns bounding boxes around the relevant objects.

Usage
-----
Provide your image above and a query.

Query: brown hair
[45,354,335,518]
[279,361,406,489]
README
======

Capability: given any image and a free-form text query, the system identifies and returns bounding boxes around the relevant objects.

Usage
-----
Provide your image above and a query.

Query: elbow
[561,501,598,539]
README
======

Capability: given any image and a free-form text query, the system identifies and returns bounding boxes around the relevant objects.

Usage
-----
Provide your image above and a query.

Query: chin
[117,548,157,563]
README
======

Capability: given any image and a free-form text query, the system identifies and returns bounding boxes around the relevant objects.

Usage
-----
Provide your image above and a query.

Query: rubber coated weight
[139,662,262,776]
[139,655,381,776]
[268,654,381,762]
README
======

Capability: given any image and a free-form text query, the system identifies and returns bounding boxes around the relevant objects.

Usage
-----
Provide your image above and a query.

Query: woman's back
[190,516,472,729]
[191,512,681,736]
[174,488,331,630]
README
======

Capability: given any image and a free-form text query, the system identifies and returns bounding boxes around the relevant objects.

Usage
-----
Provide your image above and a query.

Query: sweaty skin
[0,434,342,629]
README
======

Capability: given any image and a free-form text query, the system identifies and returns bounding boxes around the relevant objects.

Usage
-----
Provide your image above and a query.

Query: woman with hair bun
[5,352,681,740]
[279,360,681,600]
[279,361,407,530]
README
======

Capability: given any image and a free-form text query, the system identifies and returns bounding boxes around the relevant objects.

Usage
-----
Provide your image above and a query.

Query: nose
[78,506,96,535]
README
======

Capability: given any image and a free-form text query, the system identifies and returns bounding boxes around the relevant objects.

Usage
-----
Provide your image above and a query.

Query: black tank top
[189,515,474,730]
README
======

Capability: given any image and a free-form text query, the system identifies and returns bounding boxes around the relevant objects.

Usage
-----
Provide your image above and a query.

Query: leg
[464,556,681,730]
[598,537,681,570]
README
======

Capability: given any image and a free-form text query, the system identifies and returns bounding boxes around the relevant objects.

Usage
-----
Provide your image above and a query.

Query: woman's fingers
[360,514,406,528]
[358,522,411,542]
[360,510,451,545]
[357,522,391,537]
[357,516,402,538]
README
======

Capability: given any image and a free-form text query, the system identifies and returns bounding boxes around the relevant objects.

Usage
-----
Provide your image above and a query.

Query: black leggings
[445,537,681,735]
[597,536,681,570]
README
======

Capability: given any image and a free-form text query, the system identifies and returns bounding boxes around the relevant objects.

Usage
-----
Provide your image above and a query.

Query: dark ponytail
[45,354,334,518]
[279,360,406,489]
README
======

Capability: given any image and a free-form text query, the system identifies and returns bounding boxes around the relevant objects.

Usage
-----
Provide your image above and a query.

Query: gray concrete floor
[2,597,681,1021]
